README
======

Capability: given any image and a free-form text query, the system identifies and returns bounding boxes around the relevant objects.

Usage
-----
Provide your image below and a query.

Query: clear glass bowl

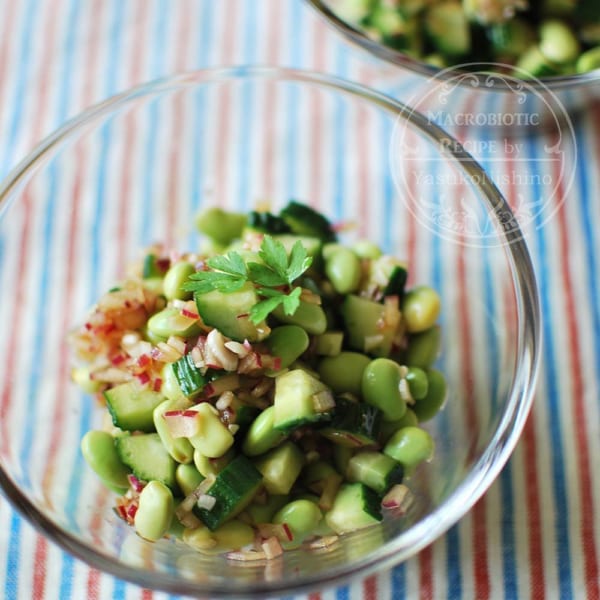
[0,67,539,597]
[307,0,600,117]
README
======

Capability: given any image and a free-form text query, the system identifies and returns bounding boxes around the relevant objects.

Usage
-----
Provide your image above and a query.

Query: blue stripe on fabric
[0,0,38,178]
[335,584,350,600]
[235,0,257,213]
[332,46,349,222]
[478,92,516,600]
[573,106,600,429]
[391,562,406,599]
[4,513,21,599]
[524,96,572,599]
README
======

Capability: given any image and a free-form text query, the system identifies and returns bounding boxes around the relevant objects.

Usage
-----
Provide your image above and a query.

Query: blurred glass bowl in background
[0,67,539,597]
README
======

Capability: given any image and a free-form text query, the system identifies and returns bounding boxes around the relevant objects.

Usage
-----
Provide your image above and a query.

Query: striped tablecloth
[0,1,598,598]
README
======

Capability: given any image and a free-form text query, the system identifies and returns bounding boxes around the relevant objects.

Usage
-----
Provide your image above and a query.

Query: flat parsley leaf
[184,234,313,324]
[182,250,248,294]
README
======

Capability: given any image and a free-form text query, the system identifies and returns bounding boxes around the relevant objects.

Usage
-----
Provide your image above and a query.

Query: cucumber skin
[325,483,383,535]
[171,354,207,399]
[320,397,382,448]
[193,455,263,531]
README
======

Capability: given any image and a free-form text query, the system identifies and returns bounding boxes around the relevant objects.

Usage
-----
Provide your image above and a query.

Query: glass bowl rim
[0,65,540,597]
[306,0,600,92]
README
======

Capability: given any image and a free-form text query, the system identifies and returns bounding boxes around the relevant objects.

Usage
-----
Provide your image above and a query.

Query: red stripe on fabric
[86,568,101,599]
[418,545,434,600]
[554,133,599,600]
[141,588,154,599]
[307,593,321,600]
[455,93,489,600]
[0,0,18,104]
[363,573,378,600]
[163,4,191,248]
[32,538,48,599]
[503,153,545,598]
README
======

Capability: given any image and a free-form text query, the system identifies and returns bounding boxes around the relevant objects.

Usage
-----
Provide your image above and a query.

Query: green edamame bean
[81,430,130,489]
[163,262,195,301]
[379,408,418,444]
[273,499,322,547]
[401,286,441,333]
[195,207,247,246]
[241,405,286,457]
[405,366,428,400]
[266,325,310,370]
[154,400,194,464]
[188,403,234,458]
[273,301,327,335]
[383,426,434,471]
[413,369,447,422]
[176,463,205,497]
[325,247,362,294]
[245,494,288,525]
[318,351,371,396]
[322,242,344,261]
[210,520,255,553]
[147,307,201,340]
[193,448,232,478]
[404,325,441,369]
[539,19,580,64]
[134,480,174,542]
[361,358,407,421]
[352,239,382,259]
[577,46,600,73]
[71,366,102,394]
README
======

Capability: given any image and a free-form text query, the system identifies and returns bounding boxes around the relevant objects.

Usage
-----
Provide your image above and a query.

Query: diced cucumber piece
[171,353,207,399]
[383,265,408,298]
[115,433,179,492]
[273,369,333,432]
[347,451,404,494]
[194,282,270,342]
[142,253,168,279]
[192,455,263,530]
[253,441,305,495]
[279,201,337,243]
[325,483,382,535]
[320,397,382,448]
[104,382,166,432]
[341,294,399,357]
[314,331,344,356]
[246,210,291,234]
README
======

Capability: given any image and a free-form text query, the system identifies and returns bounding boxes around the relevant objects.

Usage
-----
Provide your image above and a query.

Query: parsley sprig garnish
[183,235,313,324]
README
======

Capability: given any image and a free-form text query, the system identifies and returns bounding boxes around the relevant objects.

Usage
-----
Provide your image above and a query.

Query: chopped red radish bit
[181,308,199,319]
[282,523,294,542]
[153,377,162,392]
[381,484,412,512]
[127,474,145,493]
[110,353,127,366]
[137,353,151,368]
[162,409,202,438]
[126,504,138,519]
[136,372,150,386]
[115,505,128,520]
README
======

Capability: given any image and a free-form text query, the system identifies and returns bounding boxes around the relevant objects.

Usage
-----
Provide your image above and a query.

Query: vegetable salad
[71,201,447,560]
